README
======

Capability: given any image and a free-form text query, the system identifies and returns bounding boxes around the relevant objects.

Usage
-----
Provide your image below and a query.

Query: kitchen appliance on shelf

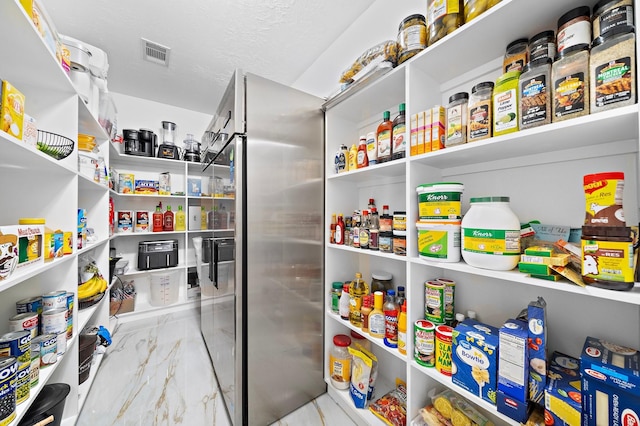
[157,120,180,160]
[123,128,154,157]
[137,240,178,270]
[201,70,324,426]
[183,133,201,162]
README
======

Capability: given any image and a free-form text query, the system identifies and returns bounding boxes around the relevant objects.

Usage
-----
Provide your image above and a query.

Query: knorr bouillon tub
[416,183,464,221]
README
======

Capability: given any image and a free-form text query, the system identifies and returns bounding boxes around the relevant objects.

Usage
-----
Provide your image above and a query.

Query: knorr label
[418,191,462,220]
[462,228,520,255]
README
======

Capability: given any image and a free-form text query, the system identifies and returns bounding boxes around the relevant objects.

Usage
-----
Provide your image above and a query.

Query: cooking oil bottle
[349,272,369,328]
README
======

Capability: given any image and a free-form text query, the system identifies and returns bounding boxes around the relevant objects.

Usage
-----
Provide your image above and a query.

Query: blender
[157,121,180,160]
[183,134,201,162]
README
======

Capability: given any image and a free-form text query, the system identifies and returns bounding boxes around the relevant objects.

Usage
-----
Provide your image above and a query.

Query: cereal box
[580,337,640,426]
[1,80,25,140]
[22,114,37,148]
[527,297,547,405]
[451,319,499,405]
[545,351,581,426]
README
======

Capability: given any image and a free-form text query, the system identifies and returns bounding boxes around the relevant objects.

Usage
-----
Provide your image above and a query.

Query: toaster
[138,240,178,270]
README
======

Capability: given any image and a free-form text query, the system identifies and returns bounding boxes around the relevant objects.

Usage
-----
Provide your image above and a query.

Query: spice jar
[397,14,427,64]
[557,6,591,53]
[445,92,468,147]
[552,43,590,122]
[379,231,393,253]
[329,334,352,389]
[581,226,634,291]
[493,70,521,137]
[592,0,634,39]
[427,0,463,46]
[590,26,636,113]
[467,82,494,142]
[393,211,407,232]
[393,231,406,256]
[529,30,556,62]
[503,38,529,73]
[330,282,343,314]
[519,58,552,130]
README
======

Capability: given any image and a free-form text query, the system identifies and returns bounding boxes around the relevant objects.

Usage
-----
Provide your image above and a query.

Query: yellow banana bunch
[78,274,108,299]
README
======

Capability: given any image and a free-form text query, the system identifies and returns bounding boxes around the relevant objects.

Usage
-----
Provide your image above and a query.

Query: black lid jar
[557,6,591,53]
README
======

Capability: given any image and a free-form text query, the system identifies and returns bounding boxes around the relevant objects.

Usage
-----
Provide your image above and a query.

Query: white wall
[111,92,212,143]
[293,0,424,98]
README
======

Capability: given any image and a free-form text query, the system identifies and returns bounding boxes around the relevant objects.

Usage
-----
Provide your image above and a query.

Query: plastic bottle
[357,135,369,168]
[376,111,393,163]
[359,210,370,250]
[335,214,345,245]
[175,205,186,231]
[397,300,407,355]
[152,204,164,232]
[349,272,368,328]
[200,206,207,230]
[392,103,406,160]
[396,286,406,307]
[163,205,174,231]
[361,294,373,333]
[331,282,343,315]
[330,213,337,244]
[348,144,358,171]
[366,132,378,165]
[339,283,350,320]
[369,291,385,338]
[329,334,352,390]
[383,289,399,348]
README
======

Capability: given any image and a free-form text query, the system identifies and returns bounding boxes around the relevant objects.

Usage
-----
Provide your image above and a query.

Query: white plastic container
[461,197,520,270]
[149,271,179,306]
[416,221,461,262]
[416,183,464,221]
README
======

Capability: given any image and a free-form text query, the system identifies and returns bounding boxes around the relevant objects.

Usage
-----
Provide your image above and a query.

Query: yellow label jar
[581,226,634,290]
[493,70,521,136]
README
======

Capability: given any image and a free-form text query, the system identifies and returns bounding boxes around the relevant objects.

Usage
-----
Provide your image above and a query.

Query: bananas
[78,274,108,300]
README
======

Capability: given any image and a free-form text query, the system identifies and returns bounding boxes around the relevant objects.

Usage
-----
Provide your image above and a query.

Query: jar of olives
[427,0,464,46]
[464,0,503,23]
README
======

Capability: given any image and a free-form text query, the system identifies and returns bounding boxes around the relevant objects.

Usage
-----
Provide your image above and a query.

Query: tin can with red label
[135,211,149,232]
[9,313,38,339]
[435,325,453,376]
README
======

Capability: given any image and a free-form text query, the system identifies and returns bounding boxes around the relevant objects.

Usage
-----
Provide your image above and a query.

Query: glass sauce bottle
[376,111,393,163]
[392,103,406,160]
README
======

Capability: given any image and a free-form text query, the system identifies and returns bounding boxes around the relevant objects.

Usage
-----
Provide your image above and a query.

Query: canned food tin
[8,313,38,340]
[435,325,453,376]
[65,292,74,339]
[42,308,67,335]
[0,357,17,425]
[424,280,445,324]
[15,296,42,315]
[33,335,57,367]
[42,290,66,312]
[414,320,435,367]
[29,341,39,388]
[15,365,29,405]
[0,331,31,365]
[436,278,456,325]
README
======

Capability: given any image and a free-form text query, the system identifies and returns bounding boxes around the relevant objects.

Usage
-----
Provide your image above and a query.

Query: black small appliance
[138,240,179,270]
[123,129,154,157]
[157,121,180,160]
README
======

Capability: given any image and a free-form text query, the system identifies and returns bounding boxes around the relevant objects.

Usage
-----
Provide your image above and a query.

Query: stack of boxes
[409,106,445,156]
[518,246,570,281]
[496,319,530,422]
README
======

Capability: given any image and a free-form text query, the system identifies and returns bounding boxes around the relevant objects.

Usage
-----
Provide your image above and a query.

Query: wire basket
[37,130,74,160]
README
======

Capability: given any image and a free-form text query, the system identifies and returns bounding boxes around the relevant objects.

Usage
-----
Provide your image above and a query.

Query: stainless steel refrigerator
[200,70,325,425]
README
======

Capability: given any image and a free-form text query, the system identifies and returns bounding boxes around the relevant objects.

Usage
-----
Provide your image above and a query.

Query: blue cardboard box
[497,390,531,423]
[545,352,581,426]
[499,319,529,401]
[581,337,640,426]
[452,319,499,405]
[527,297,547,405]
[187,178,201,197]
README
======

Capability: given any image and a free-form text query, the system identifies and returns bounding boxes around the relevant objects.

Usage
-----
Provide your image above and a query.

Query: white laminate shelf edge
[115,265,187,277]
[328,244,405,260]
[326,376,396,426]
[77,351,105,414]
[410,361,519,426]
[0,256,75,293]
[77,237,110,256]
[109,189,186,199]
[110,231,185,239]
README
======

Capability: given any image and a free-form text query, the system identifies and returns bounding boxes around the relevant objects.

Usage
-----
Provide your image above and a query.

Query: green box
[518,262,551,275]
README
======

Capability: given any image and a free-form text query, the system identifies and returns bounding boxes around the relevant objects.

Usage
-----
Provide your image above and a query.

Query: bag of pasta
[369,381,407,426]
[339,40,399,83]
[428,389,494,426]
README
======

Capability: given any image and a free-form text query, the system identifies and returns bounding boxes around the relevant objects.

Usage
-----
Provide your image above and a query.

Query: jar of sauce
[581,226,634,291]
[371,271,393,294]
[329,334,351,389]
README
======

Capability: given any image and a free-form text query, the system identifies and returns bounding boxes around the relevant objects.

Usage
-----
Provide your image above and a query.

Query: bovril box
[452,319,499,405]
[581,336,640,426]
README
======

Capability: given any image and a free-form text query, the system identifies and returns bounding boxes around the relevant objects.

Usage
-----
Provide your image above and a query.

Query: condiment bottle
[366,132,378,165]
[339,283,350,320]
[391,103,406,160]
[163,205,174,231]
[397,300,407,355]
[380,205,392,233]
[348,143,358,171]
[452,312,465,328]
[368,291,385,338]
[369,207,380,251]
[175,205,186,231]
[446,92,469,147]
[383,289,399,348]
[357,135,369,168]
[352,212,360,248]
[359,210,370,250]
[361,294,373,333]
[200,206,207,230]
[331,282,343,315]
[335,214,345,245]
[376,111,393,163]
[349,272,369,328]
[396,286,406,307]
[329,213,336,244]
[338,144,349,173]
[153,205,164,232]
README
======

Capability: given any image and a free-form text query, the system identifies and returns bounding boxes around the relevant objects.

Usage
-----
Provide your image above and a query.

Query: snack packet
[369,381,407,426]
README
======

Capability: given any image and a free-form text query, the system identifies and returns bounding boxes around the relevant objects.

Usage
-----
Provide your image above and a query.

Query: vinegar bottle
[152,204,164,232]
[175,205,186,231]
[356,135,368,168]
[163,205,174,231]
[376,111,393,163]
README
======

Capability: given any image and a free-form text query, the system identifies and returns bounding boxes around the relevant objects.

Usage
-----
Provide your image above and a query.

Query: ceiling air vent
[142,38,170,66]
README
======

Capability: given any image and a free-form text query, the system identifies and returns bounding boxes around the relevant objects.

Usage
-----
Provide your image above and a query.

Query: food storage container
[557,6,591,53]
[427,0,463,46]
[503,38,529,73]
[552,43,590,122]
[519,58,552,129]
[592,0,634,39]
[397,14,427,64]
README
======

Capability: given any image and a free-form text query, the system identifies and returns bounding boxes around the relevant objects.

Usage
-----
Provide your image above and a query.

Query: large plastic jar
[416,221,461,262]
[552,44,590,122]
[590,26,636,113]
[592,0,634,39]
[529,30,556,62]
[445,92,468,147]
[371,271,393,294]
[416,182,464,221]
[503,38,529,73]
[461,197,520,270]
[557,6,591,53]
[329,334,351,389]
[519,58,552,130]
[467,82,494,142]
[493,70,521,137]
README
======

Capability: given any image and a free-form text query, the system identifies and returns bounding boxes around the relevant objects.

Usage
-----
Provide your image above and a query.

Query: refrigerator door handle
[213,240,219,289]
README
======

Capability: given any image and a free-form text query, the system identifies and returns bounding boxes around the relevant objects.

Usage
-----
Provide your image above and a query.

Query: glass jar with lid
[329,334,352,389]
[552,43,590,122]
[467,82,494,142]
[371,271,393,294]
[503,38,529,73]
[590,25,636,113]
[397,14,427,64]
[445,92,469,147]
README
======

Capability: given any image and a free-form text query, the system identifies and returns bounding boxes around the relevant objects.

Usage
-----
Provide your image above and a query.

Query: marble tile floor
[76,309,356,426]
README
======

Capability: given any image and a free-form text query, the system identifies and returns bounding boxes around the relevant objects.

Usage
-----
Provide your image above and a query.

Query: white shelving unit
[323,0,640,424]
[0,1,112,424]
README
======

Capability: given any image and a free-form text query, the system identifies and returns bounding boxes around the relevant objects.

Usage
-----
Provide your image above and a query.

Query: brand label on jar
[530,42,556,62]
[582,239,634,283]
[329,353,351,386]
[377,130,391,160]
[400,25,427,51]
[595,57,632,107]
[468,102,491,140]
[554,73,585,116]
[557,20,591,52]
[462,228,520,255]
[521,76,548,126]
[393,123,406,155]
[494,88,518,133]
[446,104,464,143]
[418,191,462,220]
[425,282,445,324]
[599,6,634,36]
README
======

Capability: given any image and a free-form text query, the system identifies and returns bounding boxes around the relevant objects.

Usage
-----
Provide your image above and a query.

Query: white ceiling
[45,0,375,114]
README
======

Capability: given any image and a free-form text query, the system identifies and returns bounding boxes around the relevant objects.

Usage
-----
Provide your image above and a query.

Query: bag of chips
[369,381,407,426]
